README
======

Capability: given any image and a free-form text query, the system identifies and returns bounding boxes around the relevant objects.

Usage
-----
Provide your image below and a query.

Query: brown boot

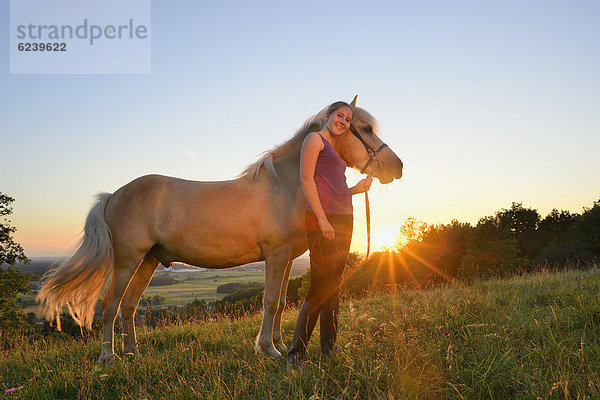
[287,301,320,372]
[319,296,339,355]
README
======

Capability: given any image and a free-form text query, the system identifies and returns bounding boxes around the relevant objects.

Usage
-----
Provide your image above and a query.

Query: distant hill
[2,255,310,278]
[0,257,62,277]
[159,255,309,276]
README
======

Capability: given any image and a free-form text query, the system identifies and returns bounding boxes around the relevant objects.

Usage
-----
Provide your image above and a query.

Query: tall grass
[2,267,599,399]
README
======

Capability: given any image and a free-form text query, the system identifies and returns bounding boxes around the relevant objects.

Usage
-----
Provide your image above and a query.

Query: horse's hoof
[255,343,283,359]
[275,340,288,353]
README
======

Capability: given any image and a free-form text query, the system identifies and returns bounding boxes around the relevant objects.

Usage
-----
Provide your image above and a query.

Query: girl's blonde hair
[325,101,353,119]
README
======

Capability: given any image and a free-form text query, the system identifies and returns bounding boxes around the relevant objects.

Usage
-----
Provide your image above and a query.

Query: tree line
[342,199,600,297]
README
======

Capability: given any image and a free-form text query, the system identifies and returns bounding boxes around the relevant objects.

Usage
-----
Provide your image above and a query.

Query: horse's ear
[350,95,358,109]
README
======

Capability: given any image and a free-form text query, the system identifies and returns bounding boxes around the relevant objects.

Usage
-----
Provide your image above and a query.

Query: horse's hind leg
[120,255,160,358]
[273,260,293,352]
[255,248,291,358]
[99,251,145,364]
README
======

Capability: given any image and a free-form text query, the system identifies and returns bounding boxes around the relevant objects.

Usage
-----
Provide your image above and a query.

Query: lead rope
[365,169,374,259]
[348,123,387,262]
[365,190,371,259]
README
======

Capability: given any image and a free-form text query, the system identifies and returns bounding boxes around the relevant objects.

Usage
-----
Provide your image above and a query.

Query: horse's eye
[364,125,373,134]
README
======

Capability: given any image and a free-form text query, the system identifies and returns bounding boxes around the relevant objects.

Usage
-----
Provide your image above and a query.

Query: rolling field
[17,268,266,314]
[142,269,266,305]
[19,259,310,314]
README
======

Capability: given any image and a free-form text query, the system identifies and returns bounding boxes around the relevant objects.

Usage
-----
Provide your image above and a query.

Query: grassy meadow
[2,267,600,399]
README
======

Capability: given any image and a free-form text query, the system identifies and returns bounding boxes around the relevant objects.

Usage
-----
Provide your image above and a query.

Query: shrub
[285,275,303,305]
[149,275,177,286]
[0,267,33,346]
[216,281,263,294]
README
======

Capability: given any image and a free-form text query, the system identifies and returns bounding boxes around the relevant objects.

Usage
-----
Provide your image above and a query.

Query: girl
[287,101,372,371]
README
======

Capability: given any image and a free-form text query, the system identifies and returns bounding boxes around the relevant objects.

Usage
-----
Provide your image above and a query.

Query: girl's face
[326,106,352,136]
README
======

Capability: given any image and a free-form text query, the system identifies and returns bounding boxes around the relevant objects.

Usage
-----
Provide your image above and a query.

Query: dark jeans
[287,212,353,366]
[304,211,353,306]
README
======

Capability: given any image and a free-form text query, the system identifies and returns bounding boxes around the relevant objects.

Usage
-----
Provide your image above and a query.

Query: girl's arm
[300,133,335,240]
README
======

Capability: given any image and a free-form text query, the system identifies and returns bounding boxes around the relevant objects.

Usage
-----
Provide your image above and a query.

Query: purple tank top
[306,134,353,215]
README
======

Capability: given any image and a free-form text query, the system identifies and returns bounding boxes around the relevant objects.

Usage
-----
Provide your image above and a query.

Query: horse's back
[105,174,269,267]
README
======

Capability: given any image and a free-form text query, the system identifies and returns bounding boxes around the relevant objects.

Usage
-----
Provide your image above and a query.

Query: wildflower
[5,387,21,395]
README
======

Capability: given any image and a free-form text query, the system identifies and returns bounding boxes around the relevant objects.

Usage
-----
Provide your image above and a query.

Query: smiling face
[334,107,404,184]
[325,105,352,137]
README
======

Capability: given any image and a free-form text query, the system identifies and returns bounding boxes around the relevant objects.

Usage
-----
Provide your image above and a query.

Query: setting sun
[372,225,405,251]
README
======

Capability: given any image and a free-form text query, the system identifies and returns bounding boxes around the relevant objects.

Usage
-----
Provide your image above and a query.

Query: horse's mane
[240,107,379,182]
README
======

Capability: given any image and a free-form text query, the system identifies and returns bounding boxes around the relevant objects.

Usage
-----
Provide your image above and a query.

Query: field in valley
[142,268,266,305]
[18,258,310,314]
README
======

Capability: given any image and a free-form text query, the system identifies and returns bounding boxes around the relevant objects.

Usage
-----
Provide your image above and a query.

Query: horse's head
[325,96,403,184]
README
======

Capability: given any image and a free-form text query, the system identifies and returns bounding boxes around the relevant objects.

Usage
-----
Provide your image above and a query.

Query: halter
[349,124,388,174]
[348,123,388,259]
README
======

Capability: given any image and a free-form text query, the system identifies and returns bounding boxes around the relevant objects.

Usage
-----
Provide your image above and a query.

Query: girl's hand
[318,218,335,240]
[352,177,373,194]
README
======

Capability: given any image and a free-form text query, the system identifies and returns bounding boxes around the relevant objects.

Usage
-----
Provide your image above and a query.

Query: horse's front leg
[273,260,293,352]
[255,248,291,358]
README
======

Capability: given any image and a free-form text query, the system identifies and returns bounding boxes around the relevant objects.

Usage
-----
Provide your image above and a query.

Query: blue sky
[1,1,599,256]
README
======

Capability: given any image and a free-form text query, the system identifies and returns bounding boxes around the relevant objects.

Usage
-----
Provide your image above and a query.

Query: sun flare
[372,225,405,251]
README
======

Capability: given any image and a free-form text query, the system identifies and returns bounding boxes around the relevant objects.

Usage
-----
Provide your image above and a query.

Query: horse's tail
[37,193,114,330]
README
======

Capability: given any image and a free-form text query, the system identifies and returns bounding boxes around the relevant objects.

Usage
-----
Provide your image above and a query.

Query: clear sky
[1,1,599,257]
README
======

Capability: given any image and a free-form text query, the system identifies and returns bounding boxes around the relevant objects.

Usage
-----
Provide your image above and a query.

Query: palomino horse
[38,97,403,363]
